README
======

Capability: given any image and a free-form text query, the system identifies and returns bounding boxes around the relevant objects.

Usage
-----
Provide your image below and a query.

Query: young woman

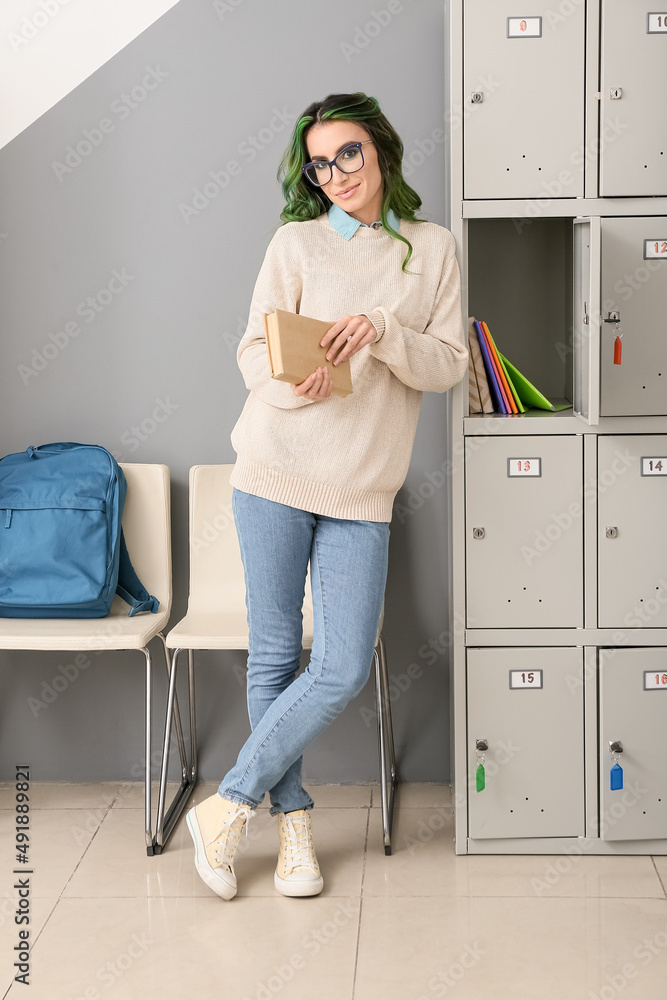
[187,92,468,900]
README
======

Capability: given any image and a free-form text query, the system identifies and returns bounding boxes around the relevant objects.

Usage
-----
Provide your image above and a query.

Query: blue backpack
[0,442,160,619]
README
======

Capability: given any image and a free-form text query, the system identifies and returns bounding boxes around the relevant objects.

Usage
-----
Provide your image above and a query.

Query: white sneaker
[186,793,255,900]
[274,809,324,897]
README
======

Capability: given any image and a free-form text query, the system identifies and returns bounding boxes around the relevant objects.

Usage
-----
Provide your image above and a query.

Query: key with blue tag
[609,740,624,791]
[610,762,623,791]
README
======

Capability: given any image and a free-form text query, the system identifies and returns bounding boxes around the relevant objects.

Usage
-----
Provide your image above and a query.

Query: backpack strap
[116,531,160,616]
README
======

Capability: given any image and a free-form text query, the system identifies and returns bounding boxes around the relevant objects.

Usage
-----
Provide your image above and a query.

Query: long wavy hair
[278,92,425,273]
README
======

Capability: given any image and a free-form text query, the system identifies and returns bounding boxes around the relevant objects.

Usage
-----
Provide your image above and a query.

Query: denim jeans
[218,488,390,815]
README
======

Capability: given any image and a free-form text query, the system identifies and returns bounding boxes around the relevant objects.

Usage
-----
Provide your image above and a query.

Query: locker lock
[610,87,623,100]
[476,739,489,752]
[472,527,485,539]
[605,526,618,539]
[609,740,623,755]
[470,92,484,104]
[603,311,621,323]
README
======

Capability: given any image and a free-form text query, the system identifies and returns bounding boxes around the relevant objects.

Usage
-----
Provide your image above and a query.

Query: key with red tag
[613,335,622,366]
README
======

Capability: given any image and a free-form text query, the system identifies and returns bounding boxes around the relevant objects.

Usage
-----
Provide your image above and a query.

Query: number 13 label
[507,458,541,477]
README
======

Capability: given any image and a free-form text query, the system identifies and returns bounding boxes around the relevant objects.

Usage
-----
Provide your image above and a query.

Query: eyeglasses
[302,140,374,188]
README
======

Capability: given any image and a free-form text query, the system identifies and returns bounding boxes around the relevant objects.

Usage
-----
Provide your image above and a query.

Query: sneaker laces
[281,812,317,873]
[208,805,255,871]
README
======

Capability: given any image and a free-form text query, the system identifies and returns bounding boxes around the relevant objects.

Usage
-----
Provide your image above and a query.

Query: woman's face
[305,120,383,223]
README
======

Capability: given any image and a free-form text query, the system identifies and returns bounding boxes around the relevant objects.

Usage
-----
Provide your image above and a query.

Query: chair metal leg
[374,632,398,855]
[157,632,189,781]
[143,644,154,855]
[152,647,198,854]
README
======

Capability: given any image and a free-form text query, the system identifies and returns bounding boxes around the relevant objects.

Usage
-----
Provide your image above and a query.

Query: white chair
[155,464,397,855]
[0,464,175,855]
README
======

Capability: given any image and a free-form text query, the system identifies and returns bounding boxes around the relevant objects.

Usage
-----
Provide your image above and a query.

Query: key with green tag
[475,739,488,793]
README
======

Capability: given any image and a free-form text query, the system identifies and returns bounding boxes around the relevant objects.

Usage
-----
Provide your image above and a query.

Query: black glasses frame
[302,140,374,188]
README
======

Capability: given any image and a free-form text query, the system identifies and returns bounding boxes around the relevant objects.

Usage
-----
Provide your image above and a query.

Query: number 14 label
[507,458,541,477]
[641,457,667,476]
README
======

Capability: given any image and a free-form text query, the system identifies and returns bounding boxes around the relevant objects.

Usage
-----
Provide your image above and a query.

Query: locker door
[467,647,584,840]
[573,217,601,425]
[599,648,667,841]
[465,435,583,628]
[463,0,585,199]
[599,218,667,417]
[600,4,667,197]
[598,435,667,628]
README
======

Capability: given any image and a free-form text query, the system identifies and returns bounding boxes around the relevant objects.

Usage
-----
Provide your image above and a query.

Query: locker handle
[609,740,623,754]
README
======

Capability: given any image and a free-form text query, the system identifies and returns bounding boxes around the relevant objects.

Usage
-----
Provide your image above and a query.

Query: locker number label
[510,670,543,689]
[644,239,667,259]
[507,458,541,477]
[641,457,667,476]
[507,16,542,37]
[647,13,667,32]
[644,671,667,690]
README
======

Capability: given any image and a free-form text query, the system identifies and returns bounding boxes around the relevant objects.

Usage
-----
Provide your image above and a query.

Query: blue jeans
[218,488,390,816]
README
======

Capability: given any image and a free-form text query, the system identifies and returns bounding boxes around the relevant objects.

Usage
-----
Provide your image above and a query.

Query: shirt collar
[327,202,400,240]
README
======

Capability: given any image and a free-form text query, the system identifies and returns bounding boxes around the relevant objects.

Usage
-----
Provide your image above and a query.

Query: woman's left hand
[320,314,377,366]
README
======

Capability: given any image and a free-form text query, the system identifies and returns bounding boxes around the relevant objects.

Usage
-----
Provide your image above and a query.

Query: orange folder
[481,321,517,414]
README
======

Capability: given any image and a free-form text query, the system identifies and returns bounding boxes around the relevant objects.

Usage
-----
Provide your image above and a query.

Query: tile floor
[1,782,667,999]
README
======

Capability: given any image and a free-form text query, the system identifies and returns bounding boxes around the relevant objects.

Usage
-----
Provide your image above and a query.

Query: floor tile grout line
[350,804,370,1000]
[650,857,667,897]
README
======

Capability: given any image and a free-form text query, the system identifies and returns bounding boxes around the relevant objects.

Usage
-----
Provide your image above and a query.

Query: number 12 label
[507,458,541,477]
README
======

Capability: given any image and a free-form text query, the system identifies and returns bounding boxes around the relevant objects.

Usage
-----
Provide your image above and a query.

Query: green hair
[278,92,425,273]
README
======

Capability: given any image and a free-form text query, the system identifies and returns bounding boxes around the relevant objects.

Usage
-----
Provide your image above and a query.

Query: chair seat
[166,610,314,650]
[0,596,170,651]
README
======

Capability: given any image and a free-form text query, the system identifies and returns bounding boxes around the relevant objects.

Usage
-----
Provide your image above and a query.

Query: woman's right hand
[290,366,333,401]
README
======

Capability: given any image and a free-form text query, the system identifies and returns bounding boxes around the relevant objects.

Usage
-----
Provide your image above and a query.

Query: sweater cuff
[362,309,385,343]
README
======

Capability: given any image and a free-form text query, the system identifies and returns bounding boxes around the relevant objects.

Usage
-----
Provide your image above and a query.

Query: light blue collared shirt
[327,202,400,240]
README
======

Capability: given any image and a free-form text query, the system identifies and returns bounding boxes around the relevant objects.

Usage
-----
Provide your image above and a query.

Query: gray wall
[0,0,455,785]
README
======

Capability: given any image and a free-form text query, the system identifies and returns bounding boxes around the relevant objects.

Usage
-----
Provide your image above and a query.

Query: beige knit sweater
[229,213,468,521]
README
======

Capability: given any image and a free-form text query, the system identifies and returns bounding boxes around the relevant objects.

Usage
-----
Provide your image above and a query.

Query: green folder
[498,353,572,411]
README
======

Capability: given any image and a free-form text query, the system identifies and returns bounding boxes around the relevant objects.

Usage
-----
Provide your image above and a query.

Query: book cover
[474,320,507,413]
[467,320,494,413]
[498,353,571,411]
[263,309,353,398]
[477,321,513,414]
[468,351,483,413]
[481,321,519,415]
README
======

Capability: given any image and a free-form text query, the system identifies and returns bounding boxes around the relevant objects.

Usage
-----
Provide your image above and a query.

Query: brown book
[467,317,493,414]
[264,309,353,398]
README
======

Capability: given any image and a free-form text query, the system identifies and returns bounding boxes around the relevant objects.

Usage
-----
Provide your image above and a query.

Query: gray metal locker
[599,648,667,840]
[467,647,585,839]
[598,435,667,628]
[600,4,667,197]
[599,217,667,417]
[465,435,583,628]
[463,0,585,199]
